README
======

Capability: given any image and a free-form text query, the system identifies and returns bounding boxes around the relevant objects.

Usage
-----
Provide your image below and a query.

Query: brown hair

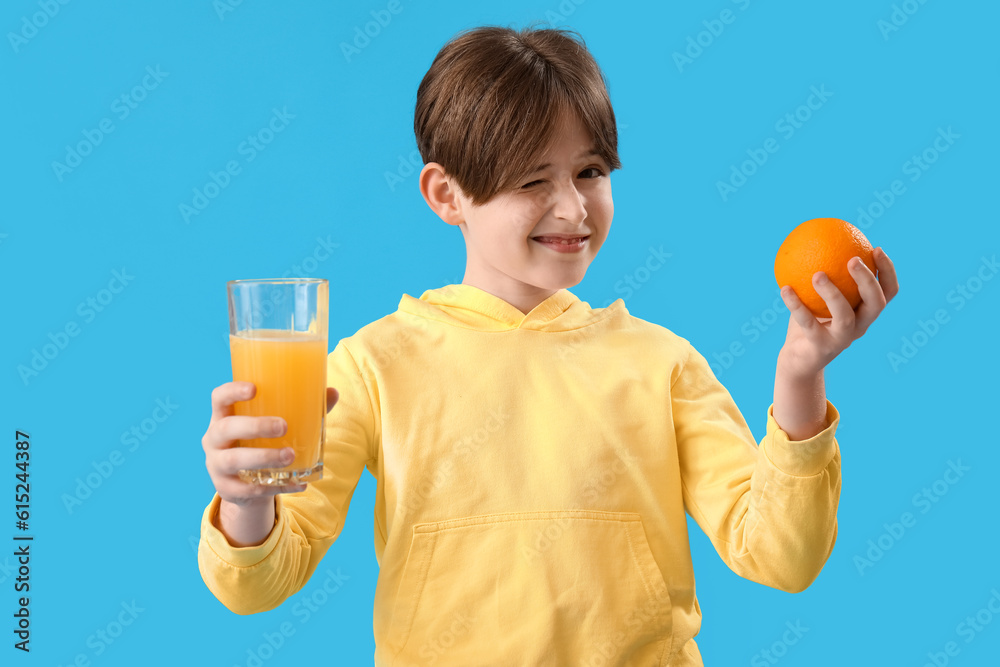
[414,24,621,206]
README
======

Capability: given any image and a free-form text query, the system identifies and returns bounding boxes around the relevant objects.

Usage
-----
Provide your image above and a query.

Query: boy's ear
[419,162,466,226]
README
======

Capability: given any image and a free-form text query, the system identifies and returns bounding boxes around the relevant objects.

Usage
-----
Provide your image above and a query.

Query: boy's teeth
[536,237,585,244]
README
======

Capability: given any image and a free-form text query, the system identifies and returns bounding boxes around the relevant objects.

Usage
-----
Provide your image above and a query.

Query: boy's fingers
[849,257,886,335]
[210,382,256,422]
[781,286,821,333]
[812,271,855,333]
[218,479,305,501]
[850,257,885,309]
[874,247,900,303]
[215,446,294,477]
[207,416,286,450]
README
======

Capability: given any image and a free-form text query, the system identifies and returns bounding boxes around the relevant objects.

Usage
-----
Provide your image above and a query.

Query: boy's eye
[520,168,605,190]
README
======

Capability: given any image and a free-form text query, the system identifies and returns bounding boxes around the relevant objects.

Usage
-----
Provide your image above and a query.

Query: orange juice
[229,329,327,473]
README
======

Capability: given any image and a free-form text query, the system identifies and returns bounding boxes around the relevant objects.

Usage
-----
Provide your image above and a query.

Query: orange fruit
[774,217,877,318]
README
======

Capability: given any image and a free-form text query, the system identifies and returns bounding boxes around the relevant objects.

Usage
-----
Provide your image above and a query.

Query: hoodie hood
[397,284,624,332]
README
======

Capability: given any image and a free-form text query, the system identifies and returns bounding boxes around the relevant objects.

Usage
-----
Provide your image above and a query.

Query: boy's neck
[460,277,559,316]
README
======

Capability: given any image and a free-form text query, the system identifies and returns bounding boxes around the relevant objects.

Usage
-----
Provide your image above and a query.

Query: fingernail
[281,448,294,464]
[273,419,285,436]
[814,272,828,284]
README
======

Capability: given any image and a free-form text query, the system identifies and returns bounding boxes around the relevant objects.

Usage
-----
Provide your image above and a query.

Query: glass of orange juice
[226,278,328,485]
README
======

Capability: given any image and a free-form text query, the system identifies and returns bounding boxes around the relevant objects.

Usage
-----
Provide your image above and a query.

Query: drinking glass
[226,278,328,485]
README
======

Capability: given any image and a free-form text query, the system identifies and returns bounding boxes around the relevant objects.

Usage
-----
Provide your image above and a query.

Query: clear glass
[226,278,328,485]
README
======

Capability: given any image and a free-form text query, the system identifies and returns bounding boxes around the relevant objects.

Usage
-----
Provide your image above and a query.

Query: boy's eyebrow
[530,148,601,173]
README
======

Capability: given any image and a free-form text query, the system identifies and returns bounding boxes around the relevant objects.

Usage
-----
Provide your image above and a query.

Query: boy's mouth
[531,235,590,253]
[530,235,590,244]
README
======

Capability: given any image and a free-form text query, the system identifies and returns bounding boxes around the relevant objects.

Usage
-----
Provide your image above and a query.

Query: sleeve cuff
[200,493,287,568]
[761,400,840,477]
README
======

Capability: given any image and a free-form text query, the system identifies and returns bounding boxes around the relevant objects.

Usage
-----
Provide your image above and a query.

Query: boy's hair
[415,24,622,206]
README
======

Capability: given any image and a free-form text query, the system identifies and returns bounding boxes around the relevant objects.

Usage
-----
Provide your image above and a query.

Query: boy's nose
[550,181,587,223]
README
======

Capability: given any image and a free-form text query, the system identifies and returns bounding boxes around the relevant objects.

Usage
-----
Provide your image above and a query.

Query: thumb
[326,387,340,413]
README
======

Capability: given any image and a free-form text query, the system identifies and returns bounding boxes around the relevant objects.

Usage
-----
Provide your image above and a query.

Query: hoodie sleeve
[672,342,841,593]
[197,339,377,614]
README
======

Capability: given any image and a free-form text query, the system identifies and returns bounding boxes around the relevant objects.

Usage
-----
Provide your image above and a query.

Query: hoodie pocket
[386,510,673,665]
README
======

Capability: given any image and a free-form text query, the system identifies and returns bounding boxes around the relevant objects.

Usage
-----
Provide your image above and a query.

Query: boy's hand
[777,246,899,379]
[202,381,339,506]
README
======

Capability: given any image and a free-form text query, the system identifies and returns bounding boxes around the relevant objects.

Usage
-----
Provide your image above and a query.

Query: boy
[199,25,899,665]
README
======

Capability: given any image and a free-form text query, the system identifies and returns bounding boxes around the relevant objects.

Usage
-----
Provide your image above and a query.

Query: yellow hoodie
[198,284,841,666]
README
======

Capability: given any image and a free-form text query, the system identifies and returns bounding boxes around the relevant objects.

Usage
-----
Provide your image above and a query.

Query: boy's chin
[530,269,589,291]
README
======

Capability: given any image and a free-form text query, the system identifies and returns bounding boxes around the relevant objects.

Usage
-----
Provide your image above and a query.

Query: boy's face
[442,110,613,310]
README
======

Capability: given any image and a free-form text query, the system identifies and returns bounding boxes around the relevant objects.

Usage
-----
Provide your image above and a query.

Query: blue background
[3,0,998,665]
